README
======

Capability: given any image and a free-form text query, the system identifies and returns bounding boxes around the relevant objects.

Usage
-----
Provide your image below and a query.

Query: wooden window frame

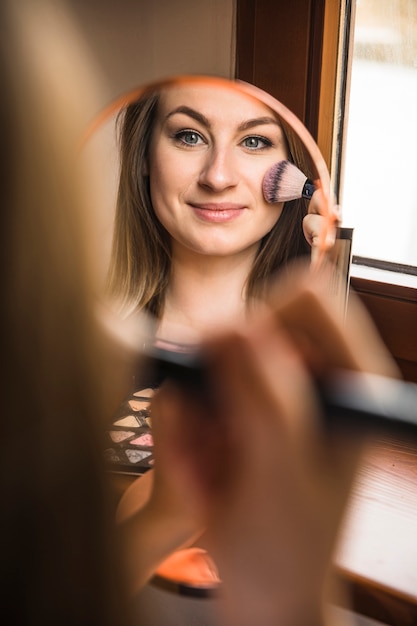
[235,0,417,383]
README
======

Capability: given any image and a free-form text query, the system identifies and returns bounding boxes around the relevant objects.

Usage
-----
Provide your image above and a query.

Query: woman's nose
[198,147,239,191]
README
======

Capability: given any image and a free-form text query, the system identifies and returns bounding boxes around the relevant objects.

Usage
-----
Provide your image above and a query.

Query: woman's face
[148,81,288,260]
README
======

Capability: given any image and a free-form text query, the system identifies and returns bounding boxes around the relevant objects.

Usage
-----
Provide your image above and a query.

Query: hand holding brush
[263,160,340,266]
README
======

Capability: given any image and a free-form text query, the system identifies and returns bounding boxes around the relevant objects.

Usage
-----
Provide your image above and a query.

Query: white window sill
[350,263,417,290]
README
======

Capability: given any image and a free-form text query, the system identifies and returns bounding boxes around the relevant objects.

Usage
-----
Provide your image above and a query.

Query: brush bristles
[263,160,311,203]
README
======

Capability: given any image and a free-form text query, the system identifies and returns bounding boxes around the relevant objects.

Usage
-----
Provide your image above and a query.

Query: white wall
[70,0,236,287]
[69,0,236,106]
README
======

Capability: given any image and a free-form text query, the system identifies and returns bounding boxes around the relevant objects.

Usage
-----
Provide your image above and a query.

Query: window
[337,0,417,279]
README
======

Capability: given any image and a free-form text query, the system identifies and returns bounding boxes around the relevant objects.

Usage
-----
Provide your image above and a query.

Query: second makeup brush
[142,344,417,439]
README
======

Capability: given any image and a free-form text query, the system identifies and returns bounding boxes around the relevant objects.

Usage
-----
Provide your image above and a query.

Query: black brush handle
[142,346,417,437]
[302,179,316,200]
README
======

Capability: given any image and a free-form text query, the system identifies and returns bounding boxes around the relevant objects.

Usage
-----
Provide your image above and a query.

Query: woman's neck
[157,250,256,344]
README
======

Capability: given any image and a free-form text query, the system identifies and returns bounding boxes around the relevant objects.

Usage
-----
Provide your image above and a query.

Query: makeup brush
[142,344,417,438]
[263,160,316,203]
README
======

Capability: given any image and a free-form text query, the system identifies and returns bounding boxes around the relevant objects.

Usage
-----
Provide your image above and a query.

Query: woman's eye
[175,130,205,146]
[242,135,273,150]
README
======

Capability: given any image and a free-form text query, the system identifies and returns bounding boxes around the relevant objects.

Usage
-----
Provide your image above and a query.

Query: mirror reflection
[87,75,341,470]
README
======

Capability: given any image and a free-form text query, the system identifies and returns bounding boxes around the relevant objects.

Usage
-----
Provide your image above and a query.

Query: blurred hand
[150,264,399,626]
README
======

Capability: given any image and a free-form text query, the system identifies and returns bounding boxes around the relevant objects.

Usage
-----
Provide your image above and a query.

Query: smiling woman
[148,83,288,259]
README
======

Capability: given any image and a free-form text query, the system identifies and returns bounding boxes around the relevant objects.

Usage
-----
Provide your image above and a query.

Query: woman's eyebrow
[237,117,280,132]
[164,108,279,134]
[165,106,210,128]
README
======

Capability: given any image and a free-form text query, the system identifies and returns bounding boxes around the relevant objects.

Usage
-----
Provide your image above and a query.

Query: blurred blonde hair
[0,1,132,623]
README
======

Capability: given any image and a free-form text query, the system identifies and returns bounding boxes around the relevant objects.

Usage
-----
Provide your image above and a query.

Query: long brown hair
[107,77,314,318]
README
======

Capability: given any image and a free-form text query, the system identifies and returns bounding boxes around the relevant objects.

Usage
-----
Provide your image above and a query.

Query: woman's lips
[190,203,246,223]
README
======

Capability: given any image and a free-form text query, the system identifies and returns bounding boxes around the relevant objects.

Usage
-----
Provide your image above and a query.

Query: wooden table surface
[112,433,417,626]
[334,434,417,625]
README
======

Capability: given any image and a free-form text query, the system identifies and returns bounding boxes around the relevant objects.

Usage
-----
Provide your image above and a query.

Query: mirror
[82,75,348,476]
[82,74,339,302]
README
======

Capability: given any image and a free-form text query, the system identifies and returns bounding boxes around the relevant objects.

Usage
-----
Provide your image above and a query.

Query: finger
[309,188,340,221]
[303,213,321,247]
[307,188,341,269]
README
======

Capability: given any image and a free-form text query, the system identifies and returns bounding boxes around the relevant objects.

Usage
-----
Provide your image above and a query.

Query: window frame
[235,0,417,384]
[327,0,417,282]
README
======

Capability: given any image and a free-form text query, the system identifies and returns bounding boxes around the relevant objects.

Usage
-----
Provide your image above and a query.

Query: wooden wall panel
[350,278,417,383]
[235,0,325,136]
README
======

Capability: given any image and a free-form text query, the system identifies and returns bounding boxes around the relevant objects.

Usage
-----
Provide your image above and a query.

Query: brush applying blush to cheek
[262,160,340,271]
[262,160,316,203]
